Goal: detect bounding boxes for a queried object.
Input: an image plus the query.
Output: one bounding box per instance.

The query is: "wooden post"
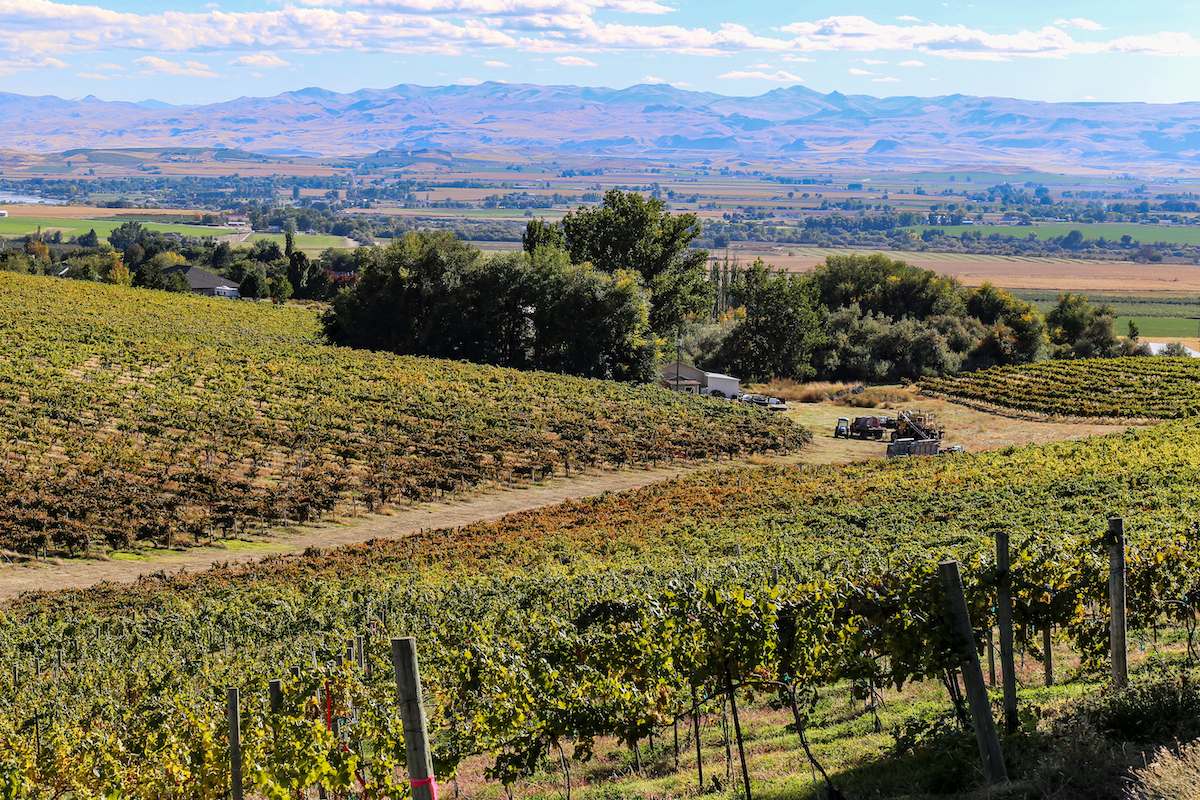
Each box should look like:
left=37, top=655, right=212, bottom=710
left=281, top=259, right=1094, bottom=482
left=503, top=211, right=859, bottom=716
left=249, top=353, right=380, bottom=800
left=1042, top=626, right=1054, bottom=687
left=939, top=560, right=1008, bottom=785
left=269, top=679, right=283, bottom=714
left=355, top=634, right=365, bottom=671
left=987, top=627, right=996, bottom=688
left=1108, top=517, right=1128, bottom=686
left=391, top=637, right=436, bottom=800
left=996, top=532, right=1018, bottom=735
left=692, top=685, right=704, bottom=794
left=725, top=664, right=752, bottom=800
left=227, top=687, right=243, bottom=800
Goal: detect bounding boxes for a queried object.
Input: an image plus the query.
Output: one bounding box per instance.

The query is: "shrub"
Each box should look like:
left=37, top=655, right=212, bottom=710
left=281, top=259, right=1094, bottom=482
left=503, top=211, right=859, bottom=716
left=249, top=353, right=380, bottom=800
left=1129, top=739, right=1200, bottom=800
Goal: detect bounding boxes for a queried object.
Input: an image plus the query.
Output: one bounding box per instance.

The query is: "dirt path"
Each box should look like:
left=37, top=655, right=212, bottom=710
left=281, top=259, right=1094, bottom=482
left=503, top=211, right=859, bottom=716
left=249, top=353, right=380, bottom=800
left=0, top=462, right=726, bottom=601
left=0, top=392, right=1147, bottom=602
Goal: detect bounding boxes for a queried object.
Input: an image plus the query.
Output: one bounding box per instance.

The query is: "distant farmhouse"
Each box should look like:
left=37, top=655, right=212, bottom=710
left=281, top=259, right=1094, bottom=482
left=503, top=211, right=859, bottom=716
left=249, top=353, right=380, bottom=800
left=162, top=265, right=240, bottom=299
left=659, top=360, right=740, bottom=398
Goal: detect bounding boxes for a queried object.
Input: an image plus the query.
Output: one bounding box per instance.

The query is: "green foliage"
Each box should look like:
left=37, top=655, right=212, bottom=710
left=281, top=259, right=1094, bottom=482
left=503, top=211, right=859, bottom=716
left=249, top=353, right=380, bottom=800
left=323, top=232, right=658, bottom=382
left=709, top=259, right=824, bottom=381
left=521, top=217, right=565, bottom=254
left=561, top=189, right=710, bottom=333
left=107, top=220, right=145, bottom=252
left=1073, top=672, right=1200, bottom=742
left=1047, top=292, right=1121, bottom=358
left=807, top=252, right=966, bottom=321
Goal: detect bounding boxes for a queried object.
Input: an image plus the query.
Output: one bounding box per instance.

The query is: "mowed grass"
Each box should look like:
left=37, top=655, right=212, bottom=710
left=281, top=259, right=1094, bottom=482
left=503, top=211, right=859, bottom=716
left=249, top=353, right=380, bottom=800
left=905, top=222, right=1200, bottom=245
left=247, top=232, right=353, bottom=249
left=1117, top=316, right=1200, bottom=339
left=0, top=216, right=225, bottom=240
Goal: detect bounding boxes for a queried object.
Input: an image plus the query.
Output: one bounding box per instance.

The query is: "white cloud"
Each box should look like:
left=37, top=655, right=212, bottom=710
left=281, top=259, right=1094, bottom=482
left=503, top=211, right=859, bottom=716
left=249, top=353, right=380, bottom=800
left=555, top=55, right=597, bottom=65
left=669, top=80, right=690, bottom=86
left=133, top=56, right=222, bottom=78
left=1085, top=94, right=1095, bottom=99
left=781, top=53, right=814, bottom=62
left=1055, top=18, right=1104, bottom=31
left=717, top=69, right=802, bottom=82
left=749, top=61, right=772, bottom=68
left=778, top=15, right=1200, bottom=60
left=899, top=59, right=924, bottom=66
left=456, top=76, right=482, bottom=83
left=75, top=71, right=112, bottom=79
left=0, top=55, right=67, bottom=75
left=848, top=67, right=873, bottom=75
left=0, top=4, right=1190, bottom=67
left=642, top=74, right=664, bottom=83
left=96, top=62, right=125, bottom=70
left=228, top=53, right=290, bottom=68
left=872, top=76, right=899, bottom=82
left=483, top=59, right=511, bottom=66
left=860, top=58, right=886, bottom=64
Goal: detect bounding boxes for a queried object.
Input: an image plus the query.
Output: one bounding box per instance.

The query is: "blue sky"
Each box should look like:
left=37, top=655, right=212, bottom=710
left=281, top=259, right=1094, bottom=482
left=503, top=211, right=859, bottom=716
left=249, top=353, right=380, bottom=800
left=1, top=0, right=1195, bottom=105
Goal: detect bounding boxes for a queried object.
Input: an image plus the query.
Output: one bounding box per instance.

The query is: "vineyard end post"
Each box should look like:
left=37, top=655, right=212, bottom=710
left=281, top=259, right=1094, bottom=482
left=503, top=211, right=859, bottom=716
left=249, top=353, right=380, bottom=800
left=939, top=560, right=1008, bottom=786
left=996, top=532, right=1018, bottom=735
left=391, top=637, right=436, bottom=800
left=1108, top=517, right=1128, bottom=686
left=227, top=687, right=244, bottom=800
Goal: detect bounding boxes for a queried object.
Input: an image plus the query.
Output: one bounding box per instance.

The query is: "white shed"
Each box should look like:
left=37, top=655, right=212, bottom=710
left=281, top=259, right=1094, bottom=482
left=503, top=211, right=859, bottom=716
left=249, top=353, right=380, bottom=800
left=660, top=360, right=741, bottom=398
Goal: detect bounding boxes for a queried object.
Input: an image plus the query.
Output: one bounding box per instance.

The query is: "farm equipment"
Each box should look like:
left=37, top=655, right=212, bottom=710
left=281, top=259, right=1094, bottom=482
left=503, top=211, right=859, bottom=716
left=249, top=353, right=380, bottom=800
left=892, top=410, right=944, bottom=442
left=887, top=438, right=940, bottom=458
left=834, top=417, right=850, bottom=438
left=849, top=415, right=888, bottom=440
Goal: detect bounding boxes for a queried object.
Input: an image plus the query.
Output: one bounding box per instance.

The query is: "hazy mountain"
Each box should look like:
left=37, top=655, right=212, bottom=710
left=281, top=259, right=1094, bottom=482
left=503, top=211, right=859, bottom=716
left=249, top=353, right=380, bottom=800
left=2, top=83, right=1199, bottom=171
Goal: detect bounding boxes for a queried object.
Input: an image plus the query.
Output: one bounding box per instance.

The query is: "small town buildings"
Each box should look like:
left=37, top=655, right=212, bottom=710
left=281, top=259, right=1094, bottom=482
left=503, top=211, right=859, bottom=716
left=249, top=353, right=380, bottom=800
left=660, top=360, right=740, bottom=397
left=161, top=265, right=241, bottom=298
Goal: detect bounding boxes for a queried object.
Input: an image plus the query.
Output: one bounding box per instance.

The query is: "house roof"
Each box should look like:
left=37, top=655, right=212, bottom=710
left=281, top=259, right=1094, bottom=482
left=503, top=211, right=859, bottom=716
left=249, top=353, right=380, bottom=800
left=162, top=265, right=240, bottom=290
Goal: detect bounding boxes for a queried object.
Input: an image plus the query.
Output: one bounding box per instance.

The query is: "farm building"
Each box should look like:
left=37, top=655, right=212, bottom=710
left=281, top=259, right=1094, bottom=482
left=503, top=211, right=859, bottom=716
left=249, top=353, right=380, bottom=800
left=660, top=360, right=740, bottom=397
left=0, top=210, right=7, bottom=217
left=161, top=265, right=240, bottom=299
left=1146, top=342, right=1200, bottom=357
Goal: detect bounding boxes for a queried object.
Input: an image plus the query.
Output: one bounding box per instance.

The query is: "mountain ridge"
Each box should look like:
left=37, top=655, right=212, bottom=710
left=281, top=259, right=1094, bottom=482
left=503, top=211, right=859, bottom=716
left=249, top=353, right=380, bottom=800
left=3, top=82, right=1199, bottom=172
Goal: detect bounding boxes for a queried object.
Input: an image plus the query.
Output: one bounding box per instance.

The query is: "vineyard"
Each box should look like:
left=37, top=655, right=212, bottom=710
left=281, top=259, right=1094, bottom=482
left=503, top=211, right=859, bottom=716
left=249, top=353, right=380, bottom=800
left=0, top=272, right=805, bottom=555
left=922, top=356, right=1200, bottom=419
left=5, top=420, right=1200, bottom=796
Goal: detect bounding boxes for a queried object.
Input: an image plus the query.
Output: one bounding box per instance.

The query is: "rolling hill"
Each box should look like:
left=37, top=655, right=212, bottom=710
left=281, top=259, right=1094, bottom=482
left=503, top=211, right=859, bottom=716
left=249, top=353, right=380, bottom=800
left=3, top=82, right=1200, bottom=171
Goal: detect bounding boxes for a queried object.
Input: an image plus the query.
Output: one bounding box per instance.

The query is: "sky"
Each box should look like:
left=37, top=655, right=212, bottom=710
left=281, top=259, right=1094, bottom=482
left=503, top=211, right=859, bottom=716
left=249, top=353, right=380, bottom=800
left=0, top=0, right=1196, bottom=106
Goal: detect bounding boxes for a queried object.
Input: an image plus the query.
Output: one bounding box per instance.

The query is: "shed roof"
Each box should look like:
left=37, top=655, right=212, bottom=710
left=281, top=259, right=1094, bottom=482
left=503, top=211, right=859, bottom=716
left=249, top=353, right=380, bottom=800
left=162, top=265, right=240, bottom=291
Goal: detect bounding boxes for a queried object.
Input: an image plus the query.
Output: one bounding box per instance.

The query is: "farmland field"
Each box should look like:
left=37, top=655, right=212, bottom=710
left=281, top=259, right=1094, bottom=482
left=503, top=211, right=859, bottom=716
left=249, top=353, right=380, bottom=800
left=4, top=417, right=1200, bottom=796
left=922, top=357, right=1200, bottom=419
left=0, top=214, right=226, bottom=240
left=247, top=232, right=354, bottom=250
left=905, top=222, right=1200, bottom=245
left=0, top=272, right=803, bottom=556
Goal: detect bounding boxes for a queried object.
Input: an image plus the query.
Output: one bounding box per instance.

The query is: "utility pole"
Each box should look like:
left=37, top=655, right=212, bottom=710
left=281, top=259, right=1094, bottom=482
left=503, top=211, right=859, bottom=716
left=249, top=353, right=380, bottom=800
left=675, top=328, right=682, bottom=393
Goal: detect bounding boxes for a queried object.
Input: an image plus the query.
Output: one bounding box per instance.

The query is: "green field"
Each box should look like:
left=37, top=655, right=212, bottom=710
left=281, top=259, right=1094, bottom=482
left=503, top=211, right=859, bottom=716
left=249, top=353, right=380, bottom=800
left=1011, top=290, right=1200, bottom=319
left=0, top=215, right=225, bottom=240
left=247, top=232, right=352, bottom=250
left=1117, top=316, right=1200, bottom=339
left=907, top=222, right=1200, bottom=246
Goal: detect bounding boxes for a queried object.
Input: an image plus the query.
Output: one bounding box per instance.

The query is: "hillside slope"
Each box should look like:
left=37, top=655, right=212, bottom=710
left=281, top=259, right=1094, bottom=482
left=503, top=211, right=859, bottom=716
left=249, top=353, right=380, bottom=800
left=0, top=273, right=805, bottom=555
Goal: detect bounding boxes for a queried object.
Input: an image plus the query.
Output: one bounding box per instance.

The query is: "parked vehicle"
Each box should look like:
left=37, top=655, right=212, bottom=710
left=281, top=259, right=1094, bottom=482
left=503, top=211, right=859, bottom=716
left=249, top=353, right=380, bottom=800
left=767, top=397, right=788, bottom=412
left=850, top=415, right=887, bottom=440
left=834, top=417, right=851, bottom=438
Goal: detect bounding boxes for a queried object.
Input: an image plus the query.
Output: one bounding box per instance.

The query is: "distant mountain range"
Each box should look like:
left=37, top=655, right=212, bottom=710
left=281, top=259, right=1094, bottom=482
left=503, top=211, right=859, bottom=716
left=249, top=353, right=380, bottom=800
left=2, top=83, right=1199, bottom=172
